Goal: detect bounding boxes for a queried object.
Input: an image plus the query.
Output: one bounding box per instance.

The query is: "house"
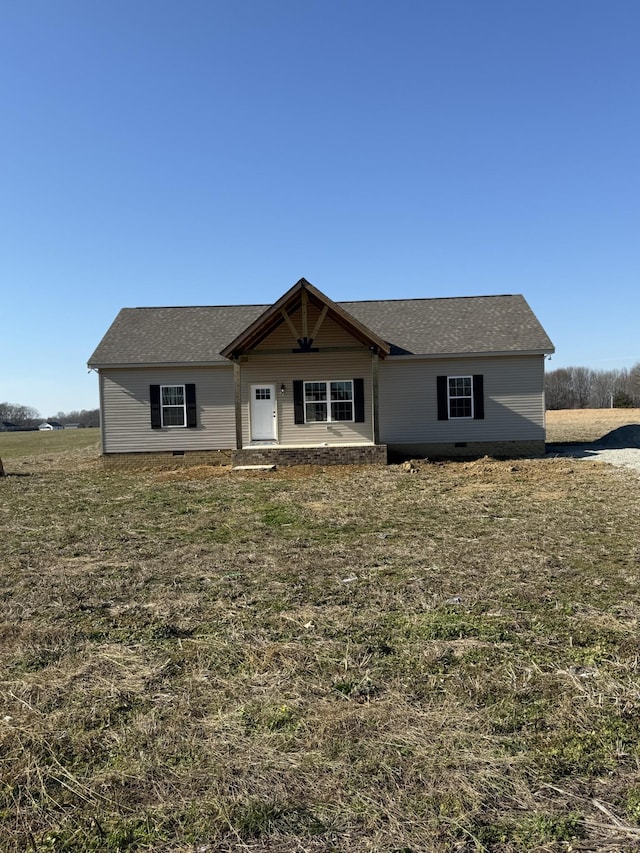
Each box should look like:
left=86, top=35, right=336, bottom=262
left=0, top=421, right=17, bottom=432
left=38, top=421, right=64, bottom=431
left=88, top=278, right=554, bottom=466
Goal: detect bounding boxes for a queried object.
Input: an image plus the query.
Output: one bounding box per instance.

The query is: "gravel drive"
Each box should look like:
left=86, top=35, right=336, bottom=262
left=547, top=446, right=640, bottom=474
left=546, top=424, right=640, bottom=474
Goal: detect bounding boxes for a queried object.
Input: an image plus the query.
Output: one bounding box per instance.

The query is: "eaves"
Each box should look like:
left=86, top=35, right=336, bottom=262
left=386, top=348, right=554, bottom=361
left=88, top=360, right=231, bottom=370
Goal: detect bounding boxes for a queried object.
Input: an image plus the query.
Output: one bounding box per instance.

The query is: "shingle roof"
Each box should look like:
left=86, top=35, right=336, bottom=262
left=345, top=295, right=554, bottom=356
left=88, top=293, right=554, bottom=367
left=89, top=305, right=266, bottom=367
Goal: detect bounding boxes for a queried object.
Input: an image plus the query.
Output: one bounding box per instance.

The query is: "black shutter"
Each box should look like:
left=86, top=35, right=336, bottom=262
left=293, top=380, right=304, bottom=424
left=473, top=375, right=484, bottom=419
left=437, top=376, right=448, bottom=420
left=185, top=383, right=197, bottom=428
left=150, top=385, right=161, bottom=428
left=353, top=378, right=365, bottom=422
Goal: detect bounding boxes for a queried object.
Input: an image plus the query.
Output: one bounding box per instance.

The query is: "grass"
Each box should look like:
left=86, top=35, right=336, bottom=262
left=0, top=427, right=100, bottom=459
left=1, top=413, right=640, bottom=851
left=545, top=407, right=640, bottom=444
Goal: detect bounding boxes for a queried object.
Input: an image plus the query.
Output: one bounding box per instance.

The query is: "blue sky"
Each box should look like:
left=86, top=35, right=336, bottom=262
left=1, top=0, right=638, bottom=417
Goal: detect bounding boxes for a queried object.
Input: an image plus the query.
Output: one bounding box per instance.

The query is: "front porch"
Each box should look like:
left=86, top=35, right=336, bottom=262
left=232, top=443, right=387, bottom=467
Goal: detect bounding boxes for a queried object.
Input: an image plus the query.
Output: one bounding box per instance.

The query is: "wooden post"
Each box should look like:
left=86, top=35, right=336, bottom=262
left=371, top=349, right=380, bottom=445
left=233, top=360, right=243, bottom=450
left=301, top=288, right=308, bottom=339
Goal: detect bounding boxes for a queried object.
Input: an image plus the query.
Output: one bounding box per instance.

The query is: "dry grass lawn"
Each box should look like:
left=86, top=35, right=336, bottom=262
left=1, top=413, right=640, bottom=852
left=546, top=408, right=640, bottom=444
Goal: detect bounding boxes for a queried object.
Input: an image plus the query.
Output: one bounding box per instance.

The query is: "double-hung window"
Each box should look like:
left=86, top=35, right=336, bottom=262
left=304, top=380, right=354, bottom=422
left=437, top=375, right=484, bottom=421
left=447, top=376, right=473, bottom=418
left=161, top=385, right=187, bottom=426
left=150, top=383, right=198, bottom=429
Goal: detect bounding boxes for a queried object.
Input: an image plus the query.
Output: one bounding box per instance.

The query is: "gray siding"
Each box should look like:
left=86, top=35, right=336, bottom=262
left=240, top=351, right=374, bottom=446
left=101, top=367, right=235, bottom=453
left=99, top=349, right=546, bottom=455
left=378, top=355, right=546, bottom=445
left=240, top=307, right=376, bottom=446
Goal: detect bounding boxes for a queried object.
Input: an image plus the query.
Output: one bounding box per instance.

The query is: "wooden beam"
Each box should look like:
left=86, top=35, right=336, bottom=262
left=233, top=360, right=243, bottom=450
left=301, top=288, right=308, bottom=339
left=310, top=304, right=329, bottom=341
left=280, top=308, right=300, bottom=342
left=371, top=350, right=380, bottom=445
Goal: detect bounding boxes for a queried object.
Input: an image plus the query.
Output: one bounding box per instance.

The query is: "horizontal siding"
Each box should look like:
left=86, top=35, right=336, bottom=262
left=378, top=355, right=546, bottom=444
left=100, top=353, right=545, bottom=454
left=240, top=351, right=374, bottom=445
left=101, top=367, right=235, bottom=453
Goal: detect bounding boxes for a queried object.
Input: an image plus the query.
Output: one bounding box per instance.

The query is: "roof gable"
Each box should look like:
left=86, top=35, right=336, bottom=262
left=220, top=278, right=390, bottom=359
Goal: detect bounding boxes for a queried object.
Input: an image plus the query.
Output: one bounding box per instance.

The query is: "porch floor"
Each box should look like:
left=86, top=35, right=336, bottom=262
left=243, top=441, right=376, bottom=449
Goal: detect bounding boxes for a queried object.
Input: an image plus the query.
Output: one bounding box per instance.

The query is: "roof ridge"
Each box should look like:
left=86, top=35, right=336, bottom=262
left=340, top=294, right=517, bottom=304
left=126, top=303, right=271, bottom=310
left=126, top=294, right=518, bottom=310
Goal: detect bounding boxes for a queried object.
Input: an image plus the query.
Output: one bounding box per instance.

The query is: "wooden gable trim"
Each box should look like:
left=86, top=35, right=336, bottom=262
left=220, top=278, right=390, bottom=360
left=280, top=308, right=300, bottom=341
left=311, top=304, right=329, bottom=340
left=301, top=288, right=309, bottom=339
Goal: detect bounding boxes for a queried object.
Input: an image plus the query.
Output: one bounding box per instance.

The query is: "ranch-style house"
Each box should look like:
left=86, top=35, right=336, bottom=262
left=88, top=278, right=555, bottom=466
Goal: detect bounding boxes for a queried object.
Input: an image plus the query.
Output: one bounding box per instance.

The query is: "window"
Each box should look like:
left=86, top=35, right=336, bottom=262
left=304, top=380, right=353, bottom=422
left=161, top=385, right=186, bottom=426
left=437, top=375, right=484, bottom=421
left=293, top=379, right=365, bottom=424
left=448, top=376, right=473, bottom=418
left=150, top=384, right=197, bottom=429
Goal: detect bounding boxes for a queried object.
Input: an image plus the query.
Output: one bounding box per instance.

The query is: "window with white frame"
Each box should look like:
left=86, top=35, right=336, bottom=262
left=161, top=385, right=186, bottom=427
left=304, top=380, right=354, bottom=422
left=448, top=376, right=473, bottom=418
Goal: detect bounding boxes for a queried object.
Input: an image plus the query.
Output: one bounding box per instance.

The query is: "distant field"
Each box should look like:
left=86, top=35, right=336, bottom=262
left=1, top=414, right=640, bottom=851
left=0, top=427, right=100, bottom=460
left=546, top=408, right=640, bottom=444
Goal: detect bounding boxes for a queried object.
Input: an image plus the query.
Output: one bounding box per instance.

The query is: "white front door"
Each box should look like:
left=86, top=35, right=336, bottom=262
left=250, top=385, right=277, bottom=440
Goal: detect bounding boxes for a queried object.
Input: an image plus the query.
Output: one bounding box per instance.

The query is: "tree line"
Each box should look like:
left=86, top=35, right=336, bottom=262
left=545, top=363, right=640, bottom=410
left=0, top=402, right=100, bottom=428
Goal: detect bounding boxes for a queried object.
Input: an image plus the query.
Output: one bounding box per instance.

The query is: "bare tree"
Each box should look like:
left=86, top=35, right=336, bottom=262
left=0, top=402, right=40, bottom=426
left=546, top=364, right=640, bottom=409
left=589, top=369, right=625, bottom=408
left=629, top=363, right=640, bottom=406
left=545, top=368, right=573, bottom=409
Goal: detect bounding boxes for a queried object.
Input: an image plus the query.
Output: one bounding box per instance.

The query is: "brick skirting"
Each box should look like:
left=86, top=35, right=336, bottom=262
left=100, top=445, right=387, bottom=469
left=387, top=439, right=545, bottom=461
left=100, top=439, right=542, bottom=470
left=232, top=445, right=388, bottom=467
left=100, top=449, right=234, bottom=470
